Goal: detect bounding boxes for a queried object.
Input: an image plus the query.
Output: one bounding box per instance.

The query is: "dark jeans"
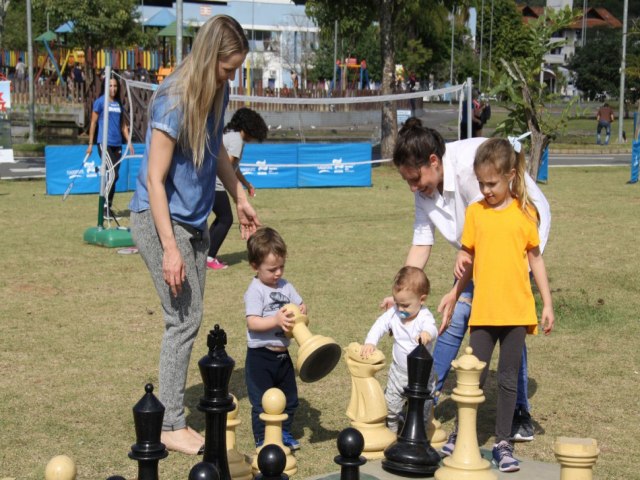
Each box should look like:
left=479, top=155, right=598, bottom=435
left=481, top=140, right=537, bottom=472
left=245, top=347, right=299, bottom=444
left=470, top=325, right=527, bottom=443
left=97, top=144, right=122, bottom=208
left=207, top=190, right=233, bottom=258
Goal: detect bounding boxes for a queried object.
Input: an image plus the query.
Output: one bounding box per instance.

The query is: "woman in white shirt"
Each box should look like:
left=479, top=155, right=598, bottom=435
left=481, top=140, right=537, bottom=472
left=385, top=118, right=550, bottom=447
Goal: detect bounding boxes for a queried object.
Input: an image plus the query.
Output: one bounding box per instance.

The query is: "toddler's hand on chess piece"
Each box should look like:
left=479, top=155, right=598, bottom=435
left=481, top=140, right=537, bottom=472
left=298, top=303, right=307, bottom=315
left=360, top=343, right=376, bottom=359
left=276, top=307, right=295, bottom=332
left=417, top=331, right=432, bottom=345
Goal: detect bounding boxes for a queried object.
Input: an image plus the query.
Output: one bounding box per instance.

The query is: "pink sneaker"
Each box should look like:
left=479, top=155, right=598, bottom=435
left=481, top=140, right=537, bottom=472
left=206, top=257, right=228, bottom=270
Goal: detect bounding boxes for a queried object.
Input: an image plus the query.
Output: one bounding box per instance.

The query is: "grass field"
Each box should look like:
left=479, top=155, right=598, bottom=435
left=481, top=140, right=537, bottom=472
left=1, top=165, right=639, bottom=479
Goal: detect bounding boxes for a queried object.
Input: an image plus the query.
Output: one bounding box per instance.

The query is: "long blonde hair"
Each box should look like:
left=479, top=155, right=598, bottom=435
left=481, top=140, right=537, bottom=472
left=474, top=138, right=539, bottom=223
left=156, top=15, right=248, bottom=168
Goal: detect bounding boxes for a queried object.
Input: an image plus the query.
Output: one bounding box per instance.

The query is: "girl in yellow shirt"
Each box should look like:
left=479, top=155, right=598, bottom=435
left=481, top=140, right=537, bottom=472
left=451, top=137, right=554, bottom=472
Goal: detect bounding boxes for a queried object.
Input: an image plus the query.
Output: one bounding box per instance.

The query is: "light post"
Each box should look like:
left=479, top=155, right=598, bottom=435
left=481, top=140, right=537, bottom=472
left=176, top=0, right=183, bottom=64
left=618, top=0, right=628, bottom=143
left=26, top=0, right=35, bottom=144
left=487, top=0, right=494, bottom=90
left=478, top=0, right=485, bottom=91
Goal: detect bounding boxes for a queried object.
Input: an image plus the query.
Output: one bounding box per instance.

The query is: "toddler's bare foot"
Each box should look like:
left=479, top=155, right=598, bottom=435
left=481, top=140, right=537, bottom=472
left=161, top=428, right=204, bottom=455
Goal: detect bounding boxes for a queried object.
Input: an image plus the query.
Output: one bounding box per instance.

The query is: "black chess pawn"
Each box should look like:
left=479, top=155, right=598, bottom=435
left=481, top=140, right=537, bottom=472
left=382, top=344, right=441, bottom=476
left=127, top=384, right=168, bottom=480
left=255, top=444, right=288, bottom=480
left=334, top=428, right=366, bottom=480
left=189, top=462, right=220, bottom=480
left=198, top=325, right=236, bottom=480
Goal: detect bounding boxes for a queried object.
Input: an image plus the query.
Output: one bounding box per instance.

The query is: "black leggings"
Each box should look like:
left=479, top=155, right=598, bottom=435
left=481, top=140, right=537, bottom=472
left=207, top=190, right=233, bottom=258
left=98, top=144, right=122, bottom=208
left=470, top=325, right=527, bottom=443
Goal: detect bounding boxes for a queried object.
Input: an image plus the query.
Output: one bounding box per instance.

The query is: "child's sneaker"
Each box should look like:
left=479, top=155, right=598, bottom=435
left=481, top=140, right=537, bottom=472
left=492, top=440, right=520, bottom=472
left=206, top=257, right=228, bottom=270
left=440, top=427, right=457, bottom=457
left=282, top=431, right=300, bottom=451
left=510, top=407, right=534, bottom=442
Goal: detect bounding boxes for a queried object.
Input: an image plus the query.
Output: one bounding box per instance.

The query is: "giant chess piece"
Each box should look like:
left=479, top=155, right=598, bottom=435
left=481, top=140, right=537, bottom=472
left=554, top=437, right=600, bottom=480
left=227, top=394, right=252, bottom=480
left=334, top=427, right=367, bottom=480
left=128, top=383, right=169, bottom=480
left=434, top=347, right=496, bottom=480
left=283, top=303, right=341, bottom=382
left=344, top=342, right=396, bottom=459
left=189, top=462, right=220, bottom=480
left=382, top=343, right=440, bottom=477
left=426, top=403, right=447, bottom=451
left=255, top=444, right=289, bottom=480
left=198, top=324, right=236, bottom=480
left=251, top=388, right=297, bottom=477
left=45, top=455, right=77, bottom=480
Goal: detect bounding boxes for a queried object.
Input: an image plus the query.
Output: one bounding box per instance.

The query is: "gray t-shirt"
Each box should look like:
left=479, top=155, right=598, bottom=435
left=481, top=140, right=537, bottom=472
left=244, top=277, right=303, bottom=348
left=215, top=131, right=244, bottom=191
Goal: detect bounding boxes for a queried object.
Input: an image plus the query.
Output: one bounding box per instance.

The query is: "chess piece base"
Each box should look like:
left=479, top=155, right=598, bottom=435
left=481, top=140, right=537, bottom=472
left=382, top=441, right=441, bottom=477
left=298, top=339, right=341, bottom=383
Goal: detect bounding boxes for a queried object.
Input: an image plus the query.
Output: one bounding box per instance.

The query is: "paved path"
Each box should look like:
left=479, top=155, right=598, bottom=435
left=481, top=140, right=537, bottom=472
left=308, top=452, right=560, bottom=480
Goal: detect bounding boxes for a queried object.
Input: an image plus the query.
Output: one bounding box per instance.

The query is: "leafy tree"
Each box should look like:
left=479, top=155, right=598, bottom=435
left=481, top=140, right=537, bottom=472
left=492, top=8, right=576, bottom=179
left=477, top=0, right=528, bottom=87
left=306, top=0, right=461, bottom=158
left=569, top=27, right=623, bottom=100
left=43, top=0, right=141, bottom=52
left=2, top=0, right=48, bottom=50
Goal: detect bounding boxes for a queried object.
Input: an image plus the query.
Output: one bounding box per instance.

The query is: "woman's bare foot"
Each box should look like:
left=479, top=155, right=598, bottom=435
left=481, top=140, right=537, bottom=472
left=161, top=428, right=204, bottom=455
left=187, top=426, right=205, bottom=443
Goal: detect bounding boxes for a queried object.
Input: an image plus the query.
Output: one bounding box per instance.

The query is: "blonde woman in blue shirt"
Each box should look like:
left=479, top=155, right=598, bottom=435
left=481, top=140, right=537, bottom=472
left=129, top=15, right=260, bottom=455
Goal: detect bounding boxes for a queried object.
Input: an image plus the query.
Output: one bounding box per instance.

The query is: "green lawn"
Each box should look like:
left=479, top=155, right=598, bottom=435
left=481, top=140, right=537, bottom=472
left=1, top=166, right=638, bottom=479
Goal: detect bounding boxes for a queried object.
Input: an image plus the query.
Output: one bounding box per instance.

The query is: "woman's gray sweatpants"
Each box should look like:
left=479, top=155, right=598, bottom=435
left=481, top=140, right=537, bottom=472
left=131, top=210, right=209, bottom=431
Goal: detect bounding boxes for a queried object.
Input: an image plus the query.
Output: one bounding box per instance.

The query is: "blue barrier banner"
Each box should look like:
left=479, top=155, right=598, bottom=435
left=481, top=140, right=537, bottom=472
left=297, top=143, right=371, bottom=188
left=45, top=144, right=145, bottom=195
left=630, top=141, right=640, bottom=184
left=240, top=143, right=298, bottom=189
left=536, top=147, right=549, bottom=183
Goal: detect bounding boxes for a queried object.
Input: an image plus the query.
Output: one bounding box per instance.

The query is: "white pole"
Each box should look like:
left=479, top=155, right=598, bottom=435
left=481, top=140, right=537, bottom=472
left=467, top=77, right=473, bottom=139
left=488, top=0, right=494, bottom=89
left=176, top=0, right=183, bottom=65
left=332, top=20, right=338, bottom=90
left=449, top=7, right=455, bottom=88
left=99, top=65, right=111, bottom=199
left=26, top=0, right=35, bottom=144
left=478, top=0, right=485, bottom=91
left=618, top=0, right=628, bottom=143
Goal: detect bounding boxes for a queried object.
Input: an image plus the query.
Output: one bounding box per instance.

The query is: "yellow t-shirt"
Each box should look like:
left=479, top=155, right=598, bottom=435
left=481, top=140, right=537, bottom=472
left=461, top=199, right=539, bottom=333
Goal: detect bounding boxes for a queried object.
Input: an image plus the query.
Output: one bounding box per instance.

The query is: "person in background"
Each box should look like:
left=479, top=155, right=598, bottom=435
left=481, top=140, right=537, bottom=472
left=596, top=102, right=614, bottom=146
left=207, top=107, right=267, bottom=270
left=86, top=77, right=134, bottom=219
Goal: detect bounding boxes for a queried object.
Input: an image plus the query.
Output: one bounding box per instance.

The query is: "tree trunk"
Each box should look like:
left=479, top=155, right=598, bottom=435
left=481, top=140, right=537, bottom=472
left=380, top=0, right=397, bottom=160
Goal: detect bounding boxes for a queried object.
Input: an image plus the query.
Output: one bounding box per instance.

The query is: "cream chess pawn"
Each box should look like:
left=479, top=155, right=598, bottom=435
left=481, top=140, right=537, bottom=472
left=252, top=388, right=298, bottom=477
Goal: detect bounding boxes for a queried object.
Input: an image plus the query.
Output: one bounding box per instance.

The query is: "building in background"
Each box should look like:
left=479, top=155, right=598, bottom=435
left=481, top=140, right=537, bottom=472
left=138, top=0, right=319, bottom=89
